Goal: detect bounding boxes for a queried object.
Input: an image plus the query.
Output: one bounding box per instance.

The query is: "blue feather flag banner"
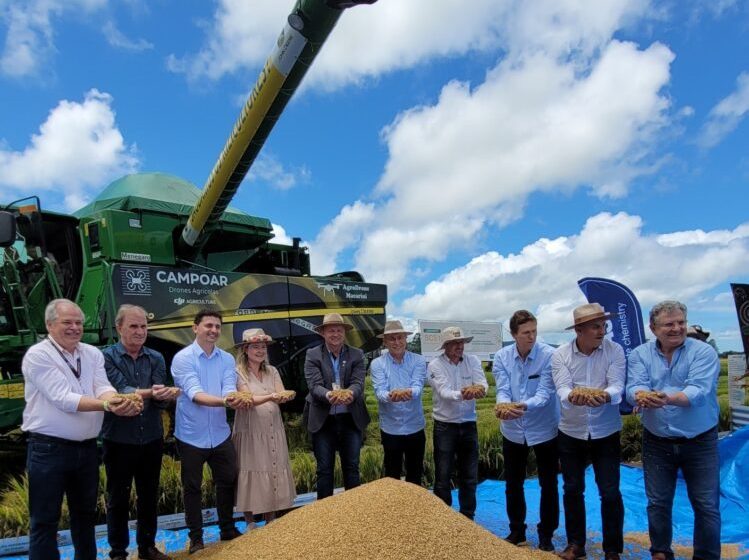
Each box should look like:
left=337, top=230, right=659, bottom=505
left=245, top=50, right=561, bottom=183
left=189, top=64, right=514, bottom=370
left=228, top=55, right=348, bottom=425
left=577, top=277, right=647, bottom=414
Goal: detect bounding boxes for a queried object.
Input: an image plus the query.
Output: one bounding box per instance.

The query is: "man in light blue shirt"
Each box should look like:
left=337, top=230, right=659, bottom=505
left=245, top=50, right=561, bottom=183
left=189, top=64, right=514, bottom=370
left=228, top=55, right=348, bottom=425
left=492, top=310, right=558, bottom=552
left=626, top=300, right=720, bottom=560
left=172, top=309, right=247, bottom=554
left=370, top=320, right=427, bottom=485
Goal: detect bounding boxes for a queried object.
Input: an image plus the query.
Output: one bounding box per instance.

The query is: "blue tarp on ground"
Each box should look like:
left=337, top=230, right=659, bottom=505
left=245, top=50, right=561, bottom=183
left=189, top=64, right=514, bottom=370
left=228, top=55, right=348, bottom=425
left=5, top=426, right=749, bottom=559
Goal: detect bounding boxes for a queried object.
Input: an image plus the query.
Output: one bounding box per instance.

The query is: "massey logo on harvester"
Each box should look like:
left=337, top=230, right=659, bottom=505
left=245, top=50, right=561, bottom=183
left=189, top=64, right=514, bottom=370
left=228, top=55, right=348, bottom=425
left=155, top=270, right=229, bottom=287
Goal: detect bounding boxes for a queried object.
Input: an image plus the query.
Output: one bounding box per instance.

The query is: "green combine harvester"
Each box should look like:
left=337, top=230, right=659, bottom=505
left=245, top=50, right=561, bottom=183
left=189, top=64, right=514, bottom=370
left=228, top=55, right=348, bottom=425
left=0, top=0, right=383, bottom=433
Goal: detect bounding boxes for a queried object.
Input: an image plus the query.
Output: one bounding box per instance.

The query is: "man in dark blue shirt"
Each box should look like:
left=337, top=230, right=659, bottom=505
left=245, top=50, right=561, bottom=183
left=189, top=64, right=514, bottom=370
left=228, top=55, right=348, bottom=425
left=101, top=304, right=178, bottom=560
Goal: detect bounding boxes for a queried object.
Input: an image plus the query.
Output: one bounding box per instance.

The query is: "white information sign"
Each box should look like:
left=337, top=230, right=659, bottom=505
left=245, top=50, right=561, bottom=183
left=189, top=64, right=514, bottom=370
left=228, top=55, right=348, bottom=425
left=418, top=320, right=502, bottom=361
left=728, top=353, right=749, bottom=429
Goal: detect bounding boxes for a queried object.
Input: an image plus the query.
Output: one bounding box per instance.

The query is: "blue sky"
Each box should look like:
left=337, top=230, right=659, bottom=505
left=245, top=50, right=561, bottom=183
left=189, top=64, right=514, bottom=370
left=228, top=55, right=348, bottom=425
left=1, top=0, right=748, bottom=351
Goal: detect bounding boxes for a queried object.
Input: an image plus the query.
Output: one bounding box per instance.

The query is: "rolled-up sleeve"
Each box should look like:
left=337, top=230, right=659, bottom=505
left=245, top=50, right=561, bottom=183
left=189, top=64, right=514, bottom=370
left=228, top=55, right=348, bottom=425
left=492, top=354, right=512, bottom=404
left=22, top=350, right=82, bottom=412
left=410, top=356, right=427, bottom=399
left=172, top=350, right=203, bottom=402
left=220, top=355, right=237, bottom=397
left=428, top=360, right=462, bottom=401
left=551, top=350, right=573, bottom=408
left=526, top=356, right=554, bottom=411
left=682, top=345, right=719, bottom=408
left=370, top=358, right=391, bottom=403
left=604, top=342, right=625, bottom=406
left=626, top=346, right=651, bottom=406
left=91, top=350, right=115, bottom=398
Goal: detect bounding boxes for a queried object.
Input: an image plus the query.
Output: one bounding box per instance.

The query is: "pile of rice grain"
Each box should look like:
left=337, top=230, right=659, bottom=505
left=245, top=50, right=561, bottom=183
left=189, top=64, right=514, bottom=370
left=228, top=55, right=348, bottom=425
left=180, top=478, right=554, bottom=559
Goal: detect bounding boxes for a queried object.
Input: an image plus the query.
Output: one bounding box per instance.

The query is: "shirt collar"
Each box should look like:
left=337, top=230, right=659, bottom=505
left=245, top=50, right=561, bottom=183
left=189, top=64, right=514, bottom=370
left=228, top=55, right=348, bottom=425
left=654, top=338, right=686, bottom=356
left=572, top=339, right=602, bottom=356
left=192, top=340, right=219, bottom=359
left=115, top=341, right=147, bottom=358
left=47, top=335, right=79, bottom=357
left=513, top=343, right=537, bottom=362
left=386, top=351, right=408, bottom=365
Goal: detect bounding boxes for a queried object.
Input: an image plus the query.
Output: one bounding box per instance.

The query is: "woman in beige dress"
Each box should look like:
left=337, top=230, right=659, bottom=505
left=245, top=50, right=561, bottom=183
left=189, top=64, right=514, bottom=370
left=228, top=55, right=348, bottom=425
left=232, top=328, right=296, bottom=526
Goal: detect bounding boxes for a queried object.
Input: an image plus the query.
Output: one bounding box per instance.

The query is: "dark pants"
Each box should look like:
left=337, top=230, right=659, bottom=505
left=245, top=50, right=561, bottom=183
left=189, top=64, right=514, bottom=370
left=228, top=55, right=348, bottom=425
left=177, top=437, right=237, bottom=541
left=643, top=427, right=720, bottom=560
left=26, top=433, right=99, bottom=560
left=557, top=430, right=624, bottom=553
left=381, top=429, right=426, bottom=486
left=433, top=420, right=479, bottom=519
left=103, top=438, right=163, bottom=557
left=312, top=413, right=363, bottom=499
left=503, top=436, right=559, bottom=538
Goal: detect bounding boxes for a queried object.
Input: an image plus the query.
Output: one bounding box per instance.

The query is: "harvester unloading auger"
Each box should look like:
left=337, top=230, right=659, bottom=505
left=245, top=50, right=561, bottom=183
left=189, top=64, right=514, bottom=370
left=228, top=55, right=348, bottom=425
left=0, top=0, right=384, bottom=431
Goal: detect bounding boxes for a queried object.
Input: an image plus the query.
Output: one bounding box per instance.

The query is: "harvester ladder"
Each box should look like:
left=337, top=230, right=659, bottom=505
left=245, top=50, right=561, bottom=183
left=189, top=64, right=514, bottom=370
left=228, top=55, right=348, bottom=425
left=1, top=252, right=36, bottom=341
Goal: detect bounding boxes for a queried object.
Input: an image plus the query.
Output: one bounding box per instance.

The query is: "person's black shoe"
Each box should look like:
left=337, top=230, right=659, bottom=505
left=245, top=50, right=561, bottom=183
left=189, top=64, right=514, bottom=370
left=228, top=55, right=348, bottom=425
left=219, top=527, right=243, bottom=541
left=188, top=538, right=204, bottom=554
left=539, top=536, right=555, bottom=552
left=139, top=546, right=172, bottom=560
left=558, top=543, right=586, bottom=560
left=504, top=530, right=527, bottom=546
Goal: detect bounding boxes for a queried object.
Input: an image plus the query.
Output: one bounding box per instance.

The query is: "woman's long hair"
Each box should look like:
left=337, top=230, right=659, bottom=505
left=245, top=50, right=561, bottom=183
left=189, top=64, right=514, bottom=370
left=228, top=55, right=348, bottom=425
left=235, top=344, right=269, bottom=384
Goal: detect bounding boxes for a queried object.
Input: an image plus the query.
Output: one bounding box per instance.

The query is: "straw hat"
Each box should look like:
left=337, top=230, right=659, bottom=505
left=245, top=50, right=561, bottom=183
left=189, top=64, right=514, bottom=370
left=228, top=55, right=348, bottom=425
left=314, top=313, right=354, bottom=334
left=565, top=303, right=614, bottom=330
left=234, top=328, right=274, bottom=347
left=377, top=320, right=413, bottom=338
left=439, top=326, right=474, bottom=350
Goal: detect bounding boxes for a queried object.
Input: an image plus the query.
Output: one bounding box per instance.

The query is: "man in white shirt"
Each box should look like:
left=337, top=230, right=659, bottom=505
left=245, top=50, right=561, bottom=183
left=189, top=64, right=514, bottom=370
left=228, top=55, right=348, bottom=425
left=22, top=299, right=138, bottom=560
left=428, top=326, right=488, bottom=520
left=551, top=303, right=626, bottom=560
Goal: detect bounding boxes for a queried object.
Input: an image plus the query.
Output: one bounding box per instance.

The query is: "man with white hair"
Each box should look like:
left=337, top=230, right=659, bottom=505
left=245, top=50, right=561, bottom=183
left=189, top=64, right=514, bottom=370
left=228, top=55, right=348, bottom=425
left=552, top=303, right=626, bottom=560
left=102, top=304, right=178, bottom=560
left=22, top=298, right=139, bottom=560
left=370, top=320, right=427, bottom=485
left=627, top=300, right=721, bottom=560
left=428, top=326, right=488, bottom=520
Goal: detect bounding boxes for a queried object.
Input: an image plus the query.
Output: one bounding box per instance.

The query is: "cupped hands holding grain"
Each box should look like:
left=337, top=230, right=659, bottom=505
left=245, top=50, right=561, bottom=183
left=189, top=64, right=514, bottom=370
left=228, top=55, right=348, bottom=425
left=388, top=388, right=413, bottom=402
left=328, top=388, right=354, bottom=405
left=494, top=402, right=525, bottom=420
left=461, top=384, right=486, bottom=400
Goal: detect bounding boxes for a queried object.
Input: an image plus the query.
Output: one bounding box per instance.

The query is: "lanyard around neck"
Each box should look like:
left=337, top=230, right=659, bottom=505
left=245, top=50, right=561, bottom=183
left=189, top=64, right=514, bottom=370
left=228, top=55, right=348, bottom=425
left=47, top=338, right=81, bottom=379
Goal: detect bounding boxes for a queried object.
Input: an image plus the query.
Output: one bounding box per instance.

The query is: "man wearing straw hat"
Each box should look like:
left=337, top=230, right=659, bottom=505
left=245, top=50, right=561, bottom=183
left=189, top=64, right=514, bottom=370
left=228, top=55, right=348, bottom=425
left=304, top=312, right=370, bottom=499
left=551, top=303, right=626, bottom=560
left=428, top=326, right=489, bottom=520
left=370, top=320, right=427, bottom=485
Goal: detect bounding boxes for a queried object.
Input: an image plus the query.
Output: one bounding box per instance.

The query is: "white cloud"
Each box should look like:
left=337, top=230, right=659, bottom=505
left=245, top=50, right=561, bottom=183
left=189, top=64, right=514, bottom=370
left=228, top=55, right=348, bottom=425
left=247, top=153, right=310, bottom=191
left=698, top=72, right=749, bottom=148
left=102, top=21, right=152, bottom=52
left=0, top=0, right=106, bottom=77
left=657, top=224, right=749, bottom=247
left=271, top=223, right=293, bottom=246
left=400, top=212, right=749, bottom=333
left=315, top=35, right=673, bottom=290
left=307, top=201, right=376, bottom=276
left=0, top=89, right=139, bottom=210
left=168, top=0, right=653, bottom=90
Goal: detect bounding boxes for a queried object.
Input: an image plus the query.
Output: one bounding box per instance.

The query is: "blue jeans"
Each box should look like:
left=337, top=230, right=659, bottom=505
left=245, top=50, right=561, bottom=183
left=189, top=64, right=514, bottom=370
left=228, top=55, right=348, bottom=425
left=312, top=413, right=363, bottom=499
left=433, top=420, right=479, bottom=519
left=643, top=426, right=721, bottom=560
left=557, top=430, right=624, bottom=553
left=27, top=434, right=99, bottom=560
